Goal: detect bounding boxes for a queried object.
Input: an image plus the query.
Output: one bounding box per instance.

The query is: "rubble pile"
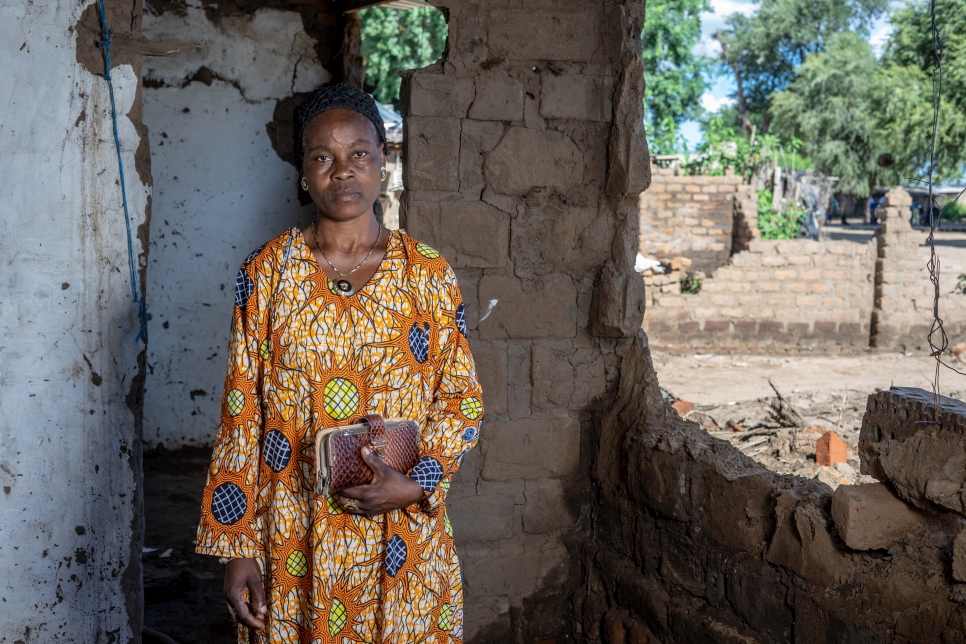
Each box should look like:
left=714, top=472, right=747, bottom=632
left=669, top=385, right=966, bottom=490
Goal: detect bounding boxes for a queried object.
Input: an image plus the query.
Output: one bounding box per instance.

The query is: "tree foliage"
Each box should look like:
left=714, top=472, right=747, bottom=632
left=769, top=1, right=966, bottom=191
left=642, top=0, right=712, bottom=153
left=714, top=0, right=887, bottom=134
left=879, top=0, right=966, bottom=184
left=359, top=6, right=447, bottom=108
left=770, top=34, right=882, bottom=196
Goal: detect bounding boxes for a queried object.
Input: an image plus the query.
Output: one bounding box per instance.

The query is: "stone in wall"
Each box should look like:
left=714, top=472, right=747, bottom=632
left=582, top=342, right=966, bottom=643
left=860, top=386, right=966, bottom=515
left=399, top=2, right=649, bottom=641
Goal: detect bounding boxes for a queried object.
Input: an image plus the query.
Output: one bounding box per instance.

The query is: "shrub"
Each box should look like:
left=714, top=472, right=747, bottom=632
left=757, top=189, right=806, bottom=239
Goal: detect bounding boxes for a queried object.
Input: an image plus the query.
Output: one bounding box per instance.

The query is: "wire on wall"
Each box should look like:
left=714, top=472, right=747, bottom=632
left=96, top=0, right=149, bottom=344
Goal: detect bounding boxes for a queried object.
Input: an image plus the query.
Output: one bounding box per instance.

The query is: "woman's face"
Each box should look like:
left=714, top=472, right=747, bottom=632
left=301, top=108, right=384, bottom=222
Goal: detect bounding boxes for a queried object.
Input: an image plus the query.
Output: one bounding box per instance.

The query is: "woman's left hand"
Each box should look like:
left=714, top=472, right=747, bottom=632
left=339, top=447, right=427, bottom=516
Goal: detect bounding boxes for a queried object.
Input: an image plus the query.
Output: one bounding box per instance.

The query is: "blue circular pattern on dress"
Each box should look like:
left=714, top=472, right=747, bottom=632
left=455, top=303, right=467, bottom=338
left=385, top=535, right=407, bottom=577
left=462, top=424, right=477, bottom=442
left=243, top=244, right=265, bottom=266
left=263, top=429, right=292, bottom=472
left=211, top=482, right=247, bottom=525
left=409, top=456, right=444, bottom=493
left=234, top=267, right=255, bottom=310
left=408, top=322, right=430, bottom=364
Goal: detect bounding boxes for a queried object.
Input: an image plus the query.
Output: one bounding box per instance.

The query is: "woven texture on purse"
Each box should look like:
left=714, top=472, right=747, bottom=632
left=318, top=414, right=421, bottom=493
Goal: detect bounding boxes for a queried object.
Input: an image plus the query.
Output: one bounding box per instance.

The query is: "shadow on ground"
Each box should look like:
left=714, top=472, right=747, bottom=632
left=143, top=446, right=234, bottom=644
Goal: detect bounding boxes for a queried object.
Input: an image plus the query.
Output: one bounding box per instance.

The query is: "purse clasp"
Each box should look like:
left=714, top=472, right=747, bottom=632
left=371, top=437, right=387, bottom=458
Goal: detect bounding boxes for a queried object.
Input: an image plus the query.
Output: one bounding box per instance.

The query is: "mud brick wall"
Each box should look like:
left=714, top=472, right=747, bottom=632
left=871, top=188, right=966, bottom=351
left=639, top=168, right=756, bottom=275
left=644, top=238, right=876, bottom=352
left=399, top=1, right=649, bottom=641
left=579, top=345, right=966, bottom=644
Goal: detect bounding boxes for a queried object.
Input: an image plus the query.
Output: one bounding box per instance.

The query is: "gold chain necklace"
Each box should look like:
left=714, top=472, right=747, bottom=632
left=311, top=219, right=383, bottom=296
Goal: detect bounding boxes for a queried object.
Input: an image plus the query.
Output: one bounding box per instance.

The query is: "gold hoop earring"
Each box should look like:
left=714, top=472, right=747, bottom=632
left=380, top=167, right=387, bottom=181
left=301, top=177, right=308, bottom=191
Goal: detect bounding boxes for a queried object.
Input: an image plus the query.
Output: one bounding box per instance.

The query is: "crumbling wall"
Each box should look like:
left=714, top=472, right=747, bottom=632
left=639, top=167, right=756, bottom=275
left=0, top=0, right=151, bottom=640
left=580, top=342, right=966, bottom=642
left=644, top=238, right=876, bottom=352
left=398, top=0, right=649, bottom=640
left=871, top=187, right=966, bottom=351
left=142, top=2, right=336, bottom=448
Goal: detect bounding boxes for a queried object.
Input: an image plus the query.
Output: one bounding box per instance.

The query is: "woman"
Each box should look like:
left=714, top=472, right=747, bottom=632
left=196, top=83, right=483, bottom=644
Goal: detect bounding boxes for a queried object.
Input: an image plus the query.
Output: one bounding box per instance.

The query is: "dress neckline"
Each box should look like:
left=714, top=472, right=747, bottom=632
left=294, top=227, right=398, bottom=298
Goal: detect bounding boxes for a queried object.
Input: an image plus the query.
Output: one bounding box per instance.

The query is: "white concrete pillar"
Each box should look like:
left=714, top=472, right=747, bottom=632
left=0, top=1, right=150, bottom=640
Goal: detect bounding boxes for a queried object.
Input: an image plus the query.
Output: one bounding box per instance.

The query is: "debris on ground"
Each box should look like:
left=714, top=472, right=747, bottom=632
left=674, top=388, right=893, bottom=489
left=671, top=400, right=693, bottom=417
left=816, top=430, right=847, bottom=466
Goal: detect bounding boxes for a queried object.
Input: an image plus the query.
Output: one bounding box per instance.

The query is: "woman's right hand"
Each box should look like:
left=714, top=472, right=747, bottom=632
left=224, top=557, right=267, bottom=630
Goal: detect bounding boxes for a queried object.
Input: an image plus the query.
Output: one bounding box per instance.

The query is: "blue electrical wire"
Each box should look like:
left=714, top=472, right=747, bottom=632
left=96, top=0, right=149, bottom=343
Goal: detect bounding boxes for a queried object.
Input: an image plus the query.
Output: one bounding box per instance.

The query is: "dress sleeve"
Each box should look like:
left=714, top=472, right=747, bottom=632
left=408, top=264, right=483, bottom=512
left=195, top=247, right=273, bottom=559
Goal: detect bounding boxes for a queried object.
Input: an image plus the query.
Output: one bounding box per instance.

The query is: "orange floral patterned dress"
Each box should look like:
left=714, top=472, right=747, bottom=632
left=196, top=228, right=483, bottom=644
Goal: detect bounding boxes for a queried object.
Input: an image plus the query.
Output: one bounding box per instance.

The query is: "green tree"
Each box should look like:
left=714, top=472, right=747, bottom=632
left=878, top=0, right=966, bottom=183
left=642, top=0, right=712, bottom=153
left=714, top=0, right=887, bottom=134
left=359, top=6, right=448, bottom=108
left=769, top=34, right=882, bottom=196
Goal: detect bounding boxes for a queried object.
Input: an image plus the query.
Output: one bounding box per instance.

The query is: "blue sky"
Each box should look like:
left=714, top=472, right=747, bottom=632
left=677, top=0, right=897, bottom=150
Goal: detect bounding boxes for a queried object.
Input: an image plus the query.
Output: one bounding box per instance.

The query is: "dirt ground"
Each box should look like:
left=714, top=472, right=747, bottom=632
left=653, top=350, right=966, bottom=487
left=143, top=447, right=235, bottom=644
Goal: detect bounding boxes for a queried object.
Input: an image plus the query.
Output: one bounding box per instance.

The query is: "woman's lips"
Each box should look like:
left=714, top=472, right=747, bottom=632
left=330, top=191, right=361, bottom=202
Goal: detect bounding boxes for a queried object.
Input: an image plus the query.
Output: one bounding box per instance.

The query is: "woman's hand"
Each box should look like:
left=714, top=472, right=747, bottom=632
left=339, top=447, right=426, bottom=516
left=224, top=558, right=267, bottom=630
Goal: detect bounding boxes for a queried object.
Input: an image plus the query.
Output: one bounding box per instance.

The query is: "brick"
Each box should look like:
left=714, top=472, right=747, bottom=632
left=481, top=417, right=580, bottom=481
left=404, top=198, right=510, bottom=269
left=540, top=73, right=613, bottom=121
left=816, top=431, right=847, bottom=466
left=523, top=478, right=575, bottom=533
left=474, top=347, right=508, bottom=416
left=404, top=116, right=461, bottom=191
left=859, top=387, right=966, bottom=515
left=484, top=127, right=582, bottom=196
left=478, top=273, right=577, bottom=339
left=955, top=531, right=966, bottom=582
left=469, top=71, right=525, bottom=121
left=407, top=72, right=475, bottom=118
left=831, top=483, right=938, bottom=551
left=487, top=8, right=599, bottom=61
left=671, top=400, right=693, bottom=417
left=448, top=493, right=516, bottom=542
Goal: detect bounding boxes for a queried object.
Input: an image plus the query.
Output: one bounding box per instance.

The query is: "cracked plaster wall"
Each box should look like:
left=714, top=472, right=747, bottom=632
left=142, top=3, right=331, bottom=448
left=0, top=1, right=151, bottom=641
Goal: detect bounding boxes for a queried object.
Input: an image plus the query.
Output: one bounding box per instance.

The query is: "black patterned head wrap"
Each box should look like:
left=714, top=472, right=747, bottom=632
left=293, top=83, right=387, bottom=165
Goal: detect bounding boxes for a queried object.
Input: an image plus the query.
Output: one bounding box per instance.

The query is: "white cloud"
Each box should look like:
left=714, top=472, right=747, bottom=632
left=868, top=14, right=894, bottom=57
left=701, top=92, right=734, bottom=113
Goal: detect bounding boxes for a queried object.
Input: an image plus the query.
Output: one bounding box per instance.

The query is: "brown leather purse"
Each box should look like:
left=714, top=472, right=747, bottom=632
left=315, top=414, right=421, bottom=493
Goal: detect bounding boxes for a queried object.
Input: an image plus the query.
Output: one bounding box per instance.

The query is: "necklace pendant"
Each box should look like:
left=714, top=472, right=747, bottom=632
left=335, top=279, right=354, bottom=295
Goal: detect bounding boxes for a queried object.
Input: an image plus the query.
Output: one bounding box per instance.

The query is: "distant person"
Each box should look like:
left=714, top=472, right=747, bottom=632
left=196, top=83, right=483, bottom=643
left=869, top=196, right=881, bottom=224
